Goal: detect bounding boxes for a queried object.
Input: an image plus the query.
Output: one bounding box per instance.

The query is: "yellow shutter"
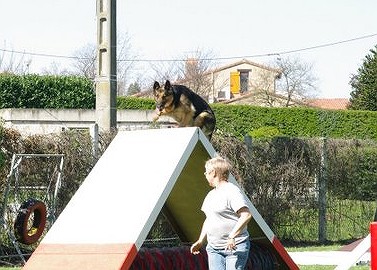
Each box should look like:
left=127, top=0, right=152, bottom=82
left=230, top=71, right=240, bottom=94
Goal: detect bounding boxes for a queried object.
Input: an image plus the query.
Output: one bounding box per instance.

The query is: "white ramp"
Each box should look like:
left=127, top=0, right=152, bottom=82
left=335, top=234, right=371, bottom=270
left=23, top=127, right=298, bottom=270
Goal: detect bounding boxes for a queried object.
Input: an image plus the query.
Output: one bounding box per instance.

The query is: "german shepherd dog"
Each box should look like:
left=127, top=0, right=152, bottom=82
left=153, top=80, right=216, bottom=140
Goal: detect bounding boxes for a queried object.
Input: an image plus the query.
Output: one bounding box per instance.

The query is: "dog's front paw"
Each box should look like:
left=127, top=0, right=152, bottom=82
left=153, top=115, right=160, bottom=122
left=153, top=109, right=161, bottom=122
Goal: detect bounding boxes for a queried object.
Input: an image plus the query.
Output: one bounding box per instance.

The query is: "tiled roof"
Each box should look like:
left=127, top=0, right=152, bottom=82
left=210, top=58, right=282, bottom=74
left=306, top=98, right=350, bottom=110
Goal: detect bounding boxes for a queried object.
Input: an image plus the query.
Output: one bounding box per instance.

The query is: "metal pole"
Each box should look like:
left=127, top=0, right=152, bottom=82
left=90, top=123, right=99, bottom=159
left=318, top=137, right=327, bottom=243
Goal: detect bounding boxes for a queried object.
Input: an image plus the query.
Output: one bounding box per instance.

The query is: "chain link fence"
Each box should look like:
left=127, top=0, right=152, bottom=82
left=1, top=126, right=376, bottom=264
left=213, top=134, right=377, bottom=244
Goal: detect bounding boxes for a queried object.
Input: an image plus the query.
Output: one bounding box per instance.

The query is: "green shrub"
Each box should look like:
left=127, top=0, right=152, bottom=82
left=0, top=74, right=95, bottom=109
left=212, top=104, right=377, bottom=140
left=117, top=96, right=155, bottom=110
left=327, top=140, right=377, bottom=201
left=248, top=126, right=281, bottom=138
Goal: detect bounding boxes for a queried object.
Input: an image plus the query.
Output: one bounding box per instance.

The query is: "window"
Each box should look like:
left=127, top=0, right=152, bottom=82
left=239, top=70, right=250, bottom=94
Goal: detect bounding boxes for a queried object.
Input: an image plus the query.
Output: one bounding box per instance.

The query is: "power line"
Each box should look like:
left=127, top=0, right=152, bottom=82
left=118, top=33, right=377, bottom=62
left=265, top=32, right=377, bottom=57
left=0, top=48, right=82, bottom=60
left=1, top=33, right=376, bottom=63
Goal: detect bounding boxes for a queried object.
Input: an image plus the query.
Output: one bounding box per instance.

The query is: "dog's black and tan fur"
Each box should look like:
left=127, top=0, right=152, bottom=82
left=153, top=80, right=216, bottom=140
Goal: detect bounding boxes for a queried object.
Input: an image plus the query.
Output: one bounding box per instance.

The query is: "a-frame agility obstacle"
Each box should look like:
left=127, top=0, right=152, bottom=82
left=22, top=127, right=298, bottom=269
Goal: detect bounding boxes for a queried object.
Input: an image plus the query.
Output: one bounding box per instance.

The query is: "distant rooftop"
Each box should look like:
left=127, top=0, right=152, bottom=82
left=306, top=98, right=350, bottom=110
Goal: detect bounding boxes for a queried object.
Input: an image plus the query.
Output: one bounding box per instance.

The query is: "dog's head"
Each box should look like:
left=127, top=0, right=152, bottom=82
left=153, top=80, right=174, bottom=113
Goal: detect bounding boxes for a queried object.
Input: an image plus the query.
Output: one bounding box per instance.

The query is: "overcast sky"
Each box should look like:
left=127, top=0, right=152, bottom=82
left=1, top=0, right=377, bottom=98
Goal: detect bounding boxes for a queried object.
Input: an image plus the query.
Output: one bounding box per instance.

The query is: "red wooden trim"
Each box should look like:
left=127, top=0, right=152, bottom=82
left=272, top=236, right=299, bottom=270
left=23, top=243, right=138, bottom=270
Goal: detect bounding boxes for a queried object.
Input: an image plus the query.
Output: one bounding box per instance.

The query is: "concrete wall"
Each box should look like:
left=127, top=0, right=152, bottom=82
left=0, top=108, right=176, bottom=135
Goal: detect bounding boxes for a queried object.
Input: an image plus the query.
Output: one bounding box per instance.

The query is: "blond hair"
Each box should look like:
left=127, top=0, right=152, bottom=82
left=205, top=156, right=231, bottom=181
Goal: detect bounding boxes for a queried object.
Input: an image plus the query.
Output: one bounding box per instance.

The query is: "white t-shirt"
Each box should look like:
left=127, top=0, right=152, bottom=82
left=201, top=181, right=250, bottom=249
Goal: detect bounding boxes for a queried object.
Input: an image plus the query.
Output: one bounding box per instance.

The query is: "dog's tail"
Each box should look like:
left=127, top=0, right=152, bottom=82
left=200, top=113, right=216, bottom=141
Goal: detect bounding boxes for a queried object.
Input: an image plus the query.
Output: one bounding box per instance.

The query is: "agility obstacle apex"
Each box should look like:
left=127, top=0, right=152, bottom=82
left=23, top=127, right=298, bottom=270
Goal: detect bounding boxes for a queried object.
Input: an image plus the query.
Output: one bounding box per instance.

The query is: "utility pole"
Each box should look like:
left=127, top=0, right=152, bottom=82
left=95, top=0, right=117, bottom=131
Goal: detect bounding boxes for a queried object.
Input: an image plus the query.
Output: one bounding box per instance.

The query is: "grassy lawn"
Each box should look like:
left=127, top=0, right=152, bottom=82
left=286, top=244, right=342, bottom=252
left=286, top=245, right=370, bottom=270
left=300, top=263, right=369, bottom=269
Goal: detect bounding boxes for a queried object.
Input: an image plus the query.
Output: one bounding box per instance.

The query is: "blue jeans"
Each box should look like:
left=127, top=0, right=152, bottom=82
left=206, top=240, right=250, bottom=270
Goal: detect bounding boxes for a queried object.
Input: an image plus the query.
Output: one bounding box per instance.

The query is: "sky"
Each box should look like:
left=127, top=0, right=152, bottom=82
left=1, top=0, right=377, bottom=98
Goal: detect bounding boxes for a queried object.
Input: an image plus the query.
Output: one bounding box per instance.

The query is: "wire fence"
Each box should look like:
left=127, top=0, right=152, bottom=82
left=0, top=126, right=376, bottom=265
left=212, top=134, right=377, bottom=244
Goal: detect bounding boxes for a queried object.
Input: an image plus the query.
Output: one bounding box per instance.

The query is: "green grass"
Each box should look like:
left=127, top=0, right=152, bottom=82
left=287, top=245, right=370, bottom=270
left=286, top=244, right=342, bottom=252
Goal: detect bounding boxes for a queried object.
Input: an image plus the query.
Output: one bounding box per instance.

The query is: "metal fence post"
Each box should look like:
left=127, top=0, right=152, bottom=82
left=318, top=137, right=328, bottom=243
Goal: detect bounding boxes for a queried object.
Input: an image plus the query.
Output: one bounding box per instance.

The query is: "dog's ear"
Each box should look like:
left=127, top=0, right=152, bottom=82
left=164, top=80, right=171, bottom=90
left=164, top=80, right=173, bottom=95
left=153, top=81, right=160, bottom=92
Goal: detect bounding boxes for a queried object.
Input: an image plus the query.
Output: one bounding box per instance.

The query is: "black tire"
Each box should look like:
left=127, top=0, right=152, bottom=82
left=14, top=198, right=47, bottom=245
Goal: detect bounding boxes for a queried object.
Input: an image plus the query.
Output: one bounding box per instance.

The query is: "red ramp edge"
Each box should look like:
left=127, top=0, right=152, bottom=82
left=22, top=243, right=137, bottom=270
left=272, top=236, right=299, bottom=270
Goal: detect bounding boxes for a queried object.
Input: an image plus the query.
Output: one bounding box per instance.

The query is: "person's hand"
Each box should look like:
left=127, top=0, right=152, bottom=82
left=225, top=237, right=236, bottom=251
left=190, top=240, right=203, bottom=255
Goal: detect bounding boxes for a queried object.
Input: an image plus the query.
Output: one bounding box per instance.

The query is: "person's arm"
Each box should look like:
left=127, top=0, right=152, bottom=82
left=228, top=207, right=252, bottom=238
left=190, top=219, right=208, bottom=255
left=226, top=207, right=252, bottom=250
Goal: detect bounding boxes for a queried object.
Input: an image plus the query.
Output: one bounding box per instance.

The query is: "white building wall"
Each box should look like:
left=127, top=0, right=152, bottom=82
left=209, top=62, right=279, bottom=101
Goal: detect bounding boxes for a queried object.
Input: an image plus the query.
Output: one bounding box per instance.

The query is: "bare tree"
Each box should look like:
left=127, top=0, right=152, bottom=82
left=149, top=48, right=217, bottom=99
left=249, top=68, right=282, bottom=107
left=0, top=44, right=32, bottom=74
left=149, top=60, right=181, bottom=84
left=41, top=61, right=71, bottom=75
left=70, top=32, right=138, bottom=95
left=274, top=56, right=318, bottom=106
left=179, top=49, right=217, bottom=97
left=116, top=33, right=138, bottom=95
left=71, top=43, right=96, bottom=79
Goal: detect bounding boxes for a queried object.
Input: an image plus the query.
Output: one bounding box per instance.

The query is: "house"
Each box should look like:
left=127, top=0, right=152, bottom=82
left=138, top=58, right=350, bottom=110
left=204, top=58, right=282, bottom=103
left=134, top=58, right=282, bottom=104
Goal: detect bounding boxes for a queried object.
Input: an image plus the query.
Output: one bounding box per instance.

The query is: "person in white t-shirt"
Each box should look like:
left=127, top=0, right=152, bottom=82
left=190, top=156, right=252, bottom=270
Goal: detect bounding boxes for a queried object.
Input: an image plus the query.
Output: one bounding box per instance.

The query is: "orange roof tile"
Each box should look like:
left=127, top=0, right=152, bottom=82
left=306, top=98, right=350, bottom=110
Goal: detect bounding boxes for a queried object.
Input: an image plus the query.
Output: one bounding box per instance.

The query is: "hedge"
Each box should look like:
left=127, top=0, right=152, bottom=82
left=211, top=104, right=377, bottom=140
left=1, top=74, right=376, bottom=140
left=117, top=96, right=155, bottom=110
left=116, top=97, right=377, bottom=139
left=0, top=74, right=95, bottom=109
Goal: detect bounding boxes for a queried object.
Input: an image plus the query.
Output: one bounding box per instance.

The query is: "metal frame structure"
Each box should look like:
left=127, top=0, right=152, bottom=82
left=0, top=153, right=64, bottom=264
